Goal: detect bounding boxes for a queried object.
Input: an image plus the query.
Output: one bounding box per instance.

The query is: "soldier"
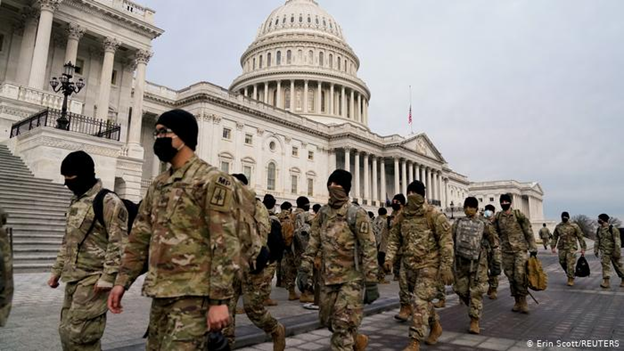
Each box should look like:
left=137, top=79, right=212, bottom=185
left=107, top=109, right=248, bottom=349
left=493, top=193, right=537, bottom=314
left=595, top=214, right=624, bottom=289
left=373, top=207, right=390, bottom=284
left=223, top=175, right=286, bottom=351
left=299, top=169, right=379, bottom=351
left=390, top=194, right=406, bottom=282
left=48, top=151, right=128, bottom=350
left=278, top=201, right=299, bottom=300
left=262, top=194, right=284, bottom=307
left=0, top=205, right=13, bottom=327
left=389, top=193, right=414, bottom=322
left=384, top=181, right=453, bottom=351
left=294, top=196, right=314, bottom=303
left=483, top=204, right=501, bottom=300
left=551, top=212, right=586, bottom=286
left=539, top=223, right=552, bottom=250
left=452, top=197, right=501, bottom=334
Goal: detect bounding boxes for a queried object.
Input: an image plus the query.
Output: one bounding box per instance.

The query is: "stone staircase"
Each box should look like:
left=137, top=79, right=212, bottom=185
left=0, top=144, right=72, bottom=273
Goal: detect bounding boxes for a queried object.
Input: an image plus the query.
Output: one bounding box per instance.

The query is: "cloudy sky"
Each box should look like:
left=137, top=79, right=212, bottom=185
left=140, top=0, right=624, bottom=222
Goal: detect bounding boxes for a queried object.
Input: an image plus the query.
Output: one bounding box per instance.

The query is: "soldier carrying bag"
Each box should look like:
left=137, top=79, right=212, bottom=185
left=575, top=256, right=590, bottom=277
left=527, top=256, right=548, bottom=291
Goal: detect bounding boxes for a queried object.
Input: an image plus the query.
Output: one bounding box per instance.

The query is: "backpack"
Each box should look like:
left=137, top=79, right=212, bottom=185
left=280, top=213, right=295, bottom=247
left=267, top=216, right=285, bottom=262
left=527, top=256, right=548, bottom=291
left=87, top=189, right=140, bottom=235
left=575, top=256, right=590, bottom=277
left=454, top=217, right=486, bottom=261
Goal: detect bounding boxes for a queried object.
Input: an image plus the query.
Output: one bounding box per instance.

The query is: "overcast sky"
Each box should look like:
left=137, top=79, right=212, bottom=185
left=140, top=0, right=624, bottom=222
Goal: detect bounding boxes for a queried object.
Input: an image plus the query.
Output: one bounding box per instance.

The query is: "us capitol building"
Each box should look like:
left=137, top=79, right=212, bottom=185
left=0, top=0, right=546, bottom=227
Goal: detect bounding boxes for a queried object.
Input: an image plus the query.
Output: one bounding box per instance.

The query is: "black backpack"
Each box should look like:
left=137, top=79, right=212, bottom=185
left=87, top=189, right=140, bottom=235
left=575, top=256, right=590, bottom=277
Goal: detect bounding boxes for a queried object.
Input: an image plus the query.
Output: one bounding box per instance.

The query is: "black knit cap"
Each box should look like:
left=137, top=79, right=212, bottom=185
left=499, top=193, right=512, bottom=203
left=464, top=197, right=479, bottom=209
left=232, top=173, right=248, bottom=185
left=599, top=213, right=610, bottom=222
left=407, top=180, right=426, bottom=197
left=393, top=193, right=407, bottom=205
left=61, top=151, right=95, bottom=177
left=263, top=194, right=276, bottom=209
left=485, top=204, right=496, bottom=212
left=561, top=211, right=570, bottom=219
left=280, top=201, right=293, bottom=211
left=296, top=196, right=310, bottom=208
left=155, top=109, right=198, bottom=151
left=378, top=207, right=387, bottom=216
left=327, top=169, right=352, bottom=194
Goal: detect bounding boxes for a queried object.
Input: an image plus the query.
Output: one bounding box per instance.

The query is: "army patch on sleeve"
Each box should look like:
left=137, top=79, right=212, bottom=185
left=217, top=176, right=232, bottom=187
left=118, top=207, right=128, bottom=223
left=207, top=183, right=233, bottom=212
left=360, top=221, right=369, bottom=234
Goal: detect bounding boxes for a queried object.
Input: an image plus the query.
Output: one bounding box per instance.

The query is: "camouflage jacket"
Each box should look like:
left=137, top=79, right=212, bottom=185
left=52, top=180, right=128, bottom=287
left=539, top=227, right=552, bottom=240
left=0, top=207, right=13, bottom=327
left=596, top=225, right=621, bottom=256
left=254, top=199, right=271, bottom=245
left=294, top=208, right=312, bottom=253
left=552, top=222, right=586, bottom=251
left=372, top=215, right=389, bottom=253
left=301, top=203, right=378, bottom=285
left=493, top=209, right=537, bottom=253
left=452, top=215, right=501, bottom=271
left=115, top=156, right=244, bottom=302
left=386, top=195, right=453, bottom=272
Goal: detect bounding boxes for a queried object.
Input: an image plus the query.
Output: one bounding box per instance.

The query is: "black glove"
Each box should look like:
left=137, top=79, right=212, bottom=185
left=363, top=283, right=379, bottom=304
left=377, top=252, right=386, bottom=267
left=205, top=331, right=230, bottom=351
left=530, top=251, right=537, bottom=258
left=297, top=271, right=310, bottom=291
left=251, top=247, right=270, bottom=274
left=490, top=261, right=502, bottom=276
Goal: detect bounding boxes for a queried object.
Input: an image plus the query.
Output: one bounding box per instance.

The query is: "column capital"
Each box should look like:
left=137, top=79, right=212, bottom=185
left=21, top=6, right=40, bottom=25
left=103, top=37, right=120, bottom=53
left=66, top=23, right=85, bottom=41
left=37, top=0, right=62, bottom=12
left=135, top=49, right=153, bottom=65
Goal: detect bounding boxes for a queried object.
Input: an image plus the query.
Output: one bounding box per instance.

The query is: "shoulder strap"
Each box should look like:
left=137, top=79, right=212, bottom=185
left=79, top=189, right=112, bottom=250
left=346, top=204, right=360, bottom=233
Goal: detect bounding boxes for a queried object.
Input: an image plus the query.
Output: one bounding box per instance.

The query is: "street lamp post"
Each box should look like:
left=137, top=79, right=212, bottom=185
left=450, top=201, right=454, bottom=219
left=50, top=61, right=85, bottom=130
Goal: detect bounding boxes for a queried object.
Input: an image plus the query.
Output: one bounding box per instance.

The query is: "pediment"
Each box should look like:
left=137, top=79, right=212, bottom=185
left=401, top=133, right=445, bottom=162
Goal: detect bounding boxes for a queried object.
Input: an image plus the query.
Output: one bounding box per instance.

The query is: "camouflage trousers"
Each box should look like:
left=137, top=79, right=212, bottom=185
left=502, top=251, right=529, bottom=297
left=224, top=264, right=280, bottom=347
left=319, top=280, right=364, bottom=351
left=453, top=257, right=488, bottom=320
left=59, top=274, right=109, bottom=351
left=408, top=266, right=440, bottom=341
left=399, top=260, right=416, bottom=306
left=558, top=250, right=577, bottom=279
left=600, top=253, right=624, bottom=279
left=393, top=253, right=402, bottom=278
left=0, top=232, right=13, bottom=327
left=540, top=237, right=550, bottom=250
left=488, top=274, right=499, bottom=290
left=282, top=250, right=299, bottom=290
left=146, top=297, right=209, bottom=351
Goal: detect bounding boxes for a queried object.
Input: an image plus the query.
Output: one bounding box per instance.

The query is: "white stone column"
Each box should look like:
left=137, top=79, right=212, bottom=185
left=127, top=49, right=152, bottom=159
left=408, top=161, right=414, bottom=184
left=393, top=157, right=400, bottom=196
left=243, top=87, right=248, bottom=97
left=330, top=84, right=335, bottom=115
left=303, top=80, right=309, bottom=113
left=344, top=148, right=351, bottom=173
left=426, top=168, right=432, bottom=200
left=372, top=156, right=378, bottom=206
left=276, top=80, right=282, bottom=108
left=364, top=100, right=369, bottom=125
left=64, top=23, right=84, bottom=65
left=341, top=86, right=346, bottom=118
left=415, top=163, right=421, bottom=181
left=357, top=93, right=362, bottom=122
left=401, top=159, right=407, bottom=195
left=437, top=172, right=442, bottom=202
left=28, top=0, right=61, bottom=90
left=290, top=80, right=295, bottom=111
left=316, top=81, right=322, bottom=113
left=328, top=148, right=336, bottom=173
left=95, top=37, right=120, bottom=121
left=264, top=82, right=269, bottom=103
left=354, top=150, right=360, bottom=200
left=16, top=7, right=39, bottom=86
left=364, top=153, right=370, bottom=203
left=253, top=84, right=258, bottom=100
left=380, top=158, right=387, bottom=204
left=350, top=89, right=355, bottom=119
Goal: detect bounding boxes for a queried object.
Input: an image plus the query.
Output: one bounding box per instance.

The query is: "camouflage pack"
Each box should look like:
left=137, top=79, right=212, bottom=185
left=454, top=217, right=486, bottom=261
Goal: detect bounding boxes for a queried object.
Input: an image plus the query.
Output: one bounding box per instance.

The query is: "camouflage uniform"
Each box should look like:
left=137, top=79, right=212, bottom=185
left=52, top=180, right=128, bottom=351
left=452, top=216, right=500, bottom=321
left=386, top=195, right=453, bottom=343
left=294, top=208, right=313, bottom=297
left=115, top=156, right=248, bottom=351
left=389, top=209, right=415, bottom=308
left=372, top=214, right=389, bottom=281
left=539, top=227, right=552, bottom=250
left=278, top=210, right=297, bottom=291
left=493, top=210, right=537, bottom=298
left=552, top=222, right=586, bottom=279
left=0, top=206, right=13, bottom=327
left=484, top=224, right=501, bottom=292
left=595, top=225, right=624, bottom=280
left=300, top=203, right=378, bottom=351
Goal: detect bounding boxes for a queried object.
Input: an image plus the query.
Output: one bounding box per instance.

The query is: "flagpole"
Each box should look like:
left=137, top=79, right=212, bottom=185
left=409, top=85, right=413, bottom=135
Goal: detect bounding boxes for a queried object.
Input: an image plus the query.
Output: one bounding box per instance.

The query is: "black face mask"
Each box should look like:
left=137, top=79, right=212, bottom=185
left=500, top=203, right=511, bottom=211
left=391, top=203, right=401, bottom=211
left=64, top=176, right=96, bottom=197
left=154, top=137, right=179, bottom=163
left=302, top=204, right=310, bottom=212
left=562, top=217, right=569, bottom=223
left=598, top=220, right=604, bottom=226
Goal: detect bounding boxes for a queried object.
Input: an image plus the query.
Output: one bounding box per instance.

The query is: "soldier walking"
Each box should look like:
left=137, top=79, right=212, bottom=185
left=0, top=206, right=12, bottom=327
left=551, top=212, right=586, bottom=286
left=294, top=196, right=314, bottom=303
left=49, top=151, right=128, bottom=350
left=278, top=201, right=299, bottom=300
left=373, top=207, right=390, bottom=284
left=107, top=109, right=248, bottom=350
left=493, top=194, right=537, bottom=314
left=539, top=223, right=552, bottom=250
left=595, top=214, right=624, bottom=289
left=452, top=197, right=501, bottom=334
left=299, top=170, right=379, bottom=351
left=483, top=204, right=501, bottom=300
left=384, top=181, right=454, bottom=351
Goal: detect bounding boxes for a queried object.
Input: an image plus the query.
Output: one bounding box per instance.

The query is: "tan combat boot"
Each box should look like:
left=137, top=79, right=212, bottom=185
left=487, top=287, right=497, bottom=300
left=432, top=299, right=446, bottom=308
left=601, top=278, right=610, bottom=289
left=354, top=334, right=369, bottom=351
left=300, top=291, right=314, bottom=303
left=394, top=305, right=411, bottom=322
left=519, top=296, right=529, bottom=314
left=264, top=298, right=278, bottom=306
left=271, top=323, right=286, bottom=351
left=424, top=320, right=443, bottom=345
left=236, top=307, right=245, bottom=314
left=469, top=317, right=480, bottom=334
left=402, top=340, right=420, bottom=351
left=288, top=288, right=300, bottom=301
left=511, top=296, right=521, bottom=312
left=567, top=277, right=574, bottom=286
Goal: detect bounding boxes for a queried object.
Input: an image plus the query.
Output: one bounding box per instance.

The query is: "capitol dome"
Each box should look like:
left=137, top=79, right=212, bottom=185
left=230, top=0, right=371, bottom=127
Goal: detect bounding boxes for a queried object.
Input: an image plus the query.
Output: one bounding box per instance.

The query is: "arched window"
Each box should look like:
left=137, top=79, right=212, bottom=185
left=267, top=53, right=272, bottom=67
left=297, top=50, right=303, bottom=63
left=275, top=18, right=279, bottom=25
left=329, top=54, right=333, bottom=69
left=321, top=91, right=326, bottom=113
left=287, top=50, right=292, bottom=64
left=259, top=55, right=263, bottom=69
left=276, top=51, right=281, bottom=65
left=319, top=52, right=324, bottom=67
left=253, top=58, right=256, bottom=70
left=267, top=163, right=276, bottom=190
left=308, top=50, right=314, bottom=64
left=291, top=15, right=294, bottom=23
left=299, top=14, right=303, bottom=23
left=344, top=59, right=347, bottom=72
left=338, top=57, right=341, bottom=70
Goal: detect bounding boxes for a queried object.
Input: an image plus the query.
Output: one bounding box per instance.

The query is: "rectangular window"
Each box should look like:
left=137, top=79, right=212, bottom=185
left=307, top=178, right=314, bottom=196
left=243, top=165, right=252, bottom=184
left=0, top=34, right=5, bottom=52
left=220, top=161, right=230, bottom=173
left=308, top=151, right=314, bottom=161
left=489, top=197, right=494, bottom=202
left=292, top=146, right=299, bottom=157
left=111, top=70, right=118, bottom=85
left=222, top=128, right=231, bottom=140
left=291, top=175, right=298, bottom=194
left=244, top=133, right=253, bottom=145
left=74, top=58, right=84, bottom=75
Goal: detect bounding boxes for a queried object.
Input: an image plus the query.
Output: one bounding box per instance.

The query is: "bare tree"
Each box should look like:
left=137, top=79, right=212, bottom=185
left=609, top=217, right=622, bottom=228
left=572, top=214, right=598, bottom=239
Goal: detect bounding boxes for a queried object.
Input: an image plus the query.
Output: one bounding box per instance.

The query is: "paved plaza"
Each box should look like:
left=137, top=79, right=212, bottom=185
left=2, top=243, right=624, bottom=350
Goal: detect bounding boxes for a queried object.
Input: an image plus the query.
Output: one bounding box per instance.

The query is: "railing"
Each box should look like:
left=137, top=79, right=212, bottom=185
left=9, top=108, right=121, bottom=141
left=0, top=83, right=84, bottom=114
